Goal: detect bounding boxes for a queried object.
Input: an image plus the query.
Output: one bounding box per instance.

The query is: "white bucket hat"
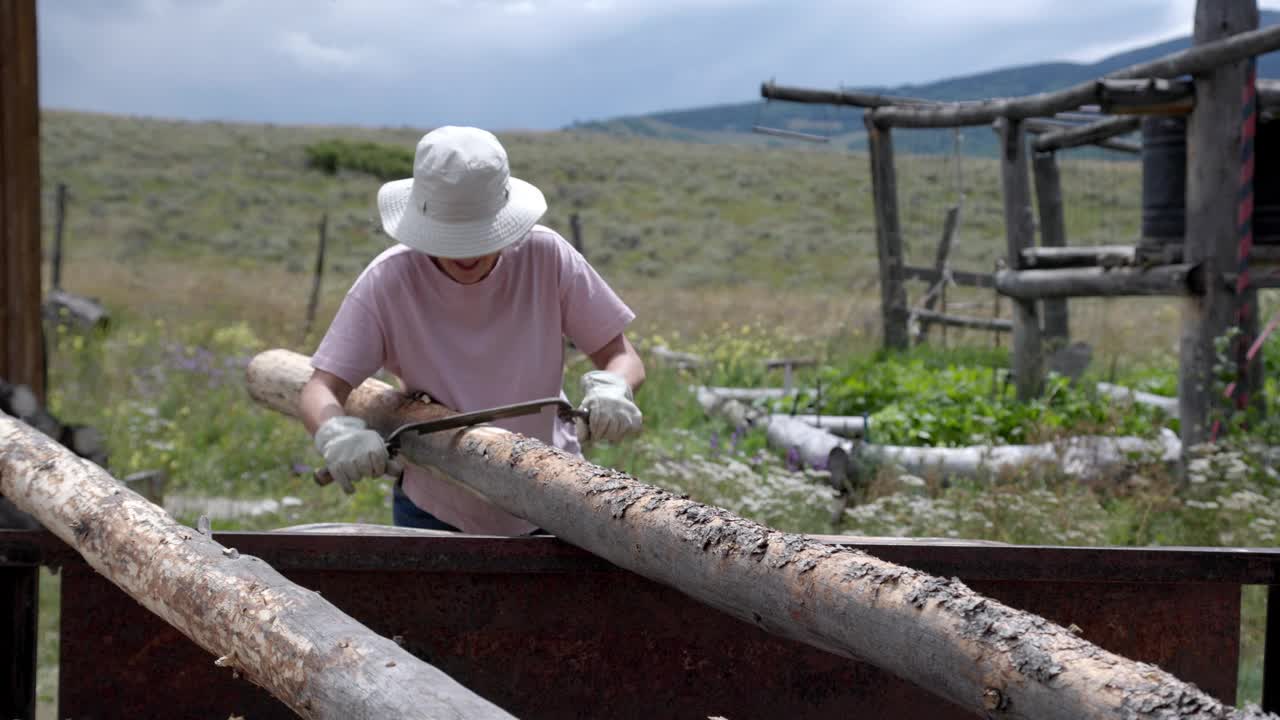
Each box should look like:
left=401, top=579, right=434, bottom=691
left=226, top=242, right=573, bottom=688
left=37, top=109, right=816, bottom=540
left=376, top=126, right=547, bottom=258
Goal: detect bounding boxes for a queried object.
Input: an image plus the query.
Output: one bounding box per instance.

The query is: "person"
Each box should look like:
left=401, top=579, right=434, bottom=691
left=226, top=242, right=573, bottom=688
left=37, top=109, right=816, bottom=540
left=298, top=125, right=645, bottom=536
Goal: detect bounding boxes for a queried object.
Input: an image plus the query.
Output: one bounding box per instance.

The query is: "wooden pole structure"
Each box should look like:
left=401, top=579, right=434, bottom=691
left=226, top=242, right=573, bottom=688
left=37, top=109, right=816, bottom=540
left=867, top=24, right=1280, bottom=128
left=0, top=3, right=43, bottom=718
left=302, top=213, right=327, bottom=342
left=246, top=348, right=1274, bottom=720
left=864, top=115, right=909, bottom=351
left=1180, top=0, right=1260, bottom=445
left=0, top=412, right=518, bottom=720
left=1032, top=151, right=1070, bottom=344
left=914, top=205, right=960, bottom=344
left=1025, top=119, right=1141, bottom=154
left=995, top=264, right=1197, bottom=300
left=997, top=117, right=1044, bottom=400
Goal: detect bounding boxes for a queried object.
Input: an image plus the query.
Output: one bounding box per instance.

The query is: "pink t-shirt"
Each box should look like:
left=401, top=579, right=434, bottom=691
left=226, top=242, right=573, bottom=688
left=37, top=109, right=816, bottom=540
left=311, top=225, right=635, bottom=535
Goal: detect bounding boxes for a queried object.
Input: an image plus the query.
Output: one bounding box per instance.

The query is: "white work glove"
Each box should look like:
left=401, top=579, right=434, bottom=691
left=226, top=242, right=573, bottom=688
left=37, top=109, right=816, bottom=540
left=578, top=370, right=642, bottom=443
left=314, top=416, right=388, bottom=493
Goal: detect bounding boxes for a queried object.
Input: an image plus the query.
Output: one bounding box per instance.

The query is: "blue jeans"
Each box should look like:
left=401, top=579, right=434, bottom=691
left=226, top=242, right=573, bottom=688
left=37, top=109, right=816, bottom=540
left=392, top=479, right=550, bottom=535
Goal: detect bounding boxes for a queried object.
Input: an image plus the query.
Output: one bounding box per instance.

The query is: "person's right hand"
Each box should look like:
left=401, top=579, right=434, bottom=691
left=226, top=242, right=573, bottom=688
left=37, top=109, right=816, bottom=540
left=314, top=416, right=388, bottom=493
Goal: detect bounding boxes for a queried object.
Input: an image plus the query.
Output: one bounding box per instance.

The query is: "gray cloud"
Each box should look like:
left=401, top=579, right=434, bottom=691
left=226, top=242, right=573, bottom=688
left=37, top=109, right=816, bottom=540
left=35, top=0, right=1278, bottom=130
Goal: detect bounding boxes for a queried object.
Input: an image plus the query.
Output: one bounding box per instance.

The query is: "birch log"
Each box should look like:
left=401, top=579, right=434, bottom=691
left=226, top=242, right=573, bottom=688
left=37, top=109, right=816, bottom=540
left=247, top=348, right=1272, bottom=720
left=0, top=411, right=515, bottom=720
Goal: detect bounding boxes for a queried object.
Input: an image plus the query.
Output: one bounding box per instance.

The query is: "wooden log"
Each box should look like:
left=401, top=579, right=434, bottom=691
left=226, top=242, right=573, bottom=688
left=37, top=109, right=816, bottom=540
left=914, top=206, right=961, bottom=344
left=998, top=117, right=1045, bottom=400
left=865, top=116, right=909, bottom=351
left=862, top=428, right=1182, bottom=482
left=245, top=348, right=1271, bottom=720
left=759, top=80, right=935, bottom=108
left=1019, top=244, right=1138, bottom=269
left=0, top=410, right=516, bottom=720
left=1180, top=0, right=1260, bottom=445
left=778, top=413, right=867, bottom=438
left=911, top=309, right=1012, bottom=333
left=1032, top=152, right=1070, bottom=345
left=1096, top=382, right=1181, bottom=418
left=694, top=386, right=789, bottom=402
left=750, top=124, right=831, bottom=143
left=902, top=264, right=995, bottom=289
left=1096, top=78, right=1196, bottom=115
left=50, top=182, right=66, bottom=290
left=869, top=24, right=1280, bottom=128
left=1032, top=117, right=1142, bottom=153
left=763, top=414, right=853, bottom=475
left=995, top=264, right=1197, bottom=300
left=1024, top=119, right=1141, bottom=154
left=42, top=287, right=109, bottom=331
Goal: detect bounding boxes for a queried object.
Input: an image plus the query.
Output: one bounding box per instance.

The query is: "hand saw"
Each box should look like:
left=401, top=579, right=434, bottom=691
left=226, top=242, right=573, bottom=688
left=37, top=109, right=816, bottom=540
left=315, top=397, right=589, bottom=491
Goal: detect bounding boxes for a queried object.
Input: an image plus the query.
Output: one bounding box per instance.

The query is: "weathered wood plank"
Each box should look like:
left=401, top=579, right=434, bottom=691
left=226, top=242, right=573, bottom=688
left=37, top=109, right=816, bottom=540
left=1019, top=245, right=1138, bottom=269
left=246, top=348, right=1273, bottom=720
left=0, top=412, right=517, bottom=720
left=902, top=264, right=995, bottom=289
left=912, top=308, right=1012, bottom=332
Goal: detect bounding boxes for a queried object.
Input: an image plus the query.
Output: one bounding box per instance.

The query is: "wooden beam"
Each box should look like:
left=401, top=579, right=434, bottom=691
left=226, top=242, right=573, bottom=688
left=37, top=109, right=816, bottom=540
left=1024, top=119, right=1141, bottom=154
left=759, top=81, right=935, bottom=108
left=1180, top=0, right=1259, bottom=445
left=995, top=264, right=1197, bottom=300
left=914, top=205, right=960, bottom=344
left=0, top=0, right=43, bottom=402
left=245, top=348, right=1268, bottom=720
left=911, top=308, right=1012, bottom=332
left=998, top=117, right=1044, bottom=400
left=1032, top=117, right=1141, bottom=153
left=0, top=411, right=517, bottom=720
left=865, top=115, right=909, bottom=351
left=1032, top=152, right=1070, bottom=344
left=1020, top=244, right=1138, bottom=269
left=868, top=24, right=1280, bottom=127
left=902, top=264, right=995, bottom=289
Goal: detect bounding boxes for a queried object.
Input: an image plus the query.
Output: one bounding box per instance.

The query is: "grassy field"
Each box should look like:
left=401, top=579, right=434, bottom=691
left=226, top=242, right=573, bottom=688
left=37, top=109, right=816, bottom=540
left=25, top=110, right=1278, bottom=711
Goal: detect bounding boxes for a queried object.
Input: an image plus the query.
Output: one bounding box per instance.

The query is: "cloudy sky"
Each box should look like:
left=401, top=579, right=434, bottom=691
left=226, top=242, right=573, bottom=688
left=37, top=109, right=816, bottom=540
left=35, top=0, right=1273, bottom=131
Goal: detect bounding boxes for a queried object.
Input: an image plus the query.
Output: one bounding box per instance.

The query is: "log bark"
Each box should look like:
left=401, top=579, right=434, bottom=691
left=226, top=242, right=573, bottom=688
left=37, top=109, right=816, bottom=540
left=1032, top=152, right=1070, bottom=345
left=869, top=24, right=1280, bottom=127
left=1025, top=119, right=1141, bottom=154
left=247, top=348, right=1273, bottom=720
left=783, top=414, right=868, bottom=438
left=0, top=411, right=516, bottom=720
left=995, top=264, right=1197, bottom=300
left=760, top=80, right=935, bottom=108
left=1096, top=382, right=1181, bottom=419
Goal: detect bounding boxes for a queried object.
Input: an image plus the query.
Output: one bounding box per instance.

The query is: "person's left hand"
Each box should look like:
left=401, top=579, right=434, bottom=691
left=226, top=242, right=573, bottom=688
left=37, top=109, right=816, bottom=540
left=578, top=370, right=642, bottom=443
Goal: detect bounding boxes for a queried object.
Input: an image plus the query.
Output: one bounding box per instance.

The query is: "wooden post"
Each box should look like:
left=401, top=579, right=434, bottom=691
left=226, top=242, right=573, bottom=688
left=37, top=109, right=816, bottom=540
left=51, top=182, right=66, bottom=291
left=1180, top=0, right=1260, bottom=445
left=864, top=115, right=909, bottom=351
left=303, top=213, right=327, bottom=342
left=1033, top=151, right=1070, bottom=345
left=569, top=212, right=585, bottom=258
left=997, top=117, right=1044, bottom=400
left=245, top=348, right=1269, bottom=720
left=0, top=3, right=42, bottom=719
